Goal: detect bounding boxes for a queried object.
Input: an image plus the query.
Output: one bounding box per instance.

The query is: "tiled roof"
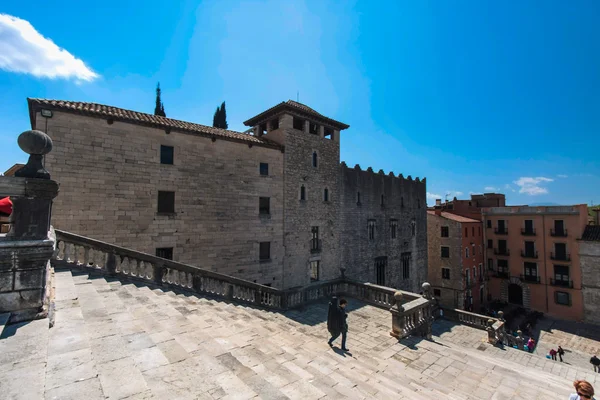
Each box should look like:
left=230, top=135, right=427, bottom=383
left=243, top=100, right=350, bottom=130
left=27, top=99, right=282, bottom=149
left=581, top=225, right=600, bottom=241
left=427, top=210, right=480, bottom=223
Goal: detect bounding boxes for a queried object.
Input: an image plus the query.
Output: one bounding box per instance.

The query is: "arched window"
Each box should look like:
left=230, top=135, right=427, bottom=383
left=324, top=188, right=329, bottom=202
left=300, top=185, right=306, bottom=201
left=312, top=152, right=318, bottom=168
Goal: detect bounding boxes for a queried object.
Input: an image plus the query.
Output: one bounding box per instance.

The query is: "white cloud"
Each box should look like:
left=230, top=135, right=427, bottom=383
left=557, top=174, right=568, bottom=178
left=484, top=186, right=499, bottom=191
left=426, top=192, right=442, bottom=200
left=504, top=184, right=516, bottom=193
left=0, top=14, right=98, bottom=81
left=450, top=191, right=463, bottom=197
left=513, top=177, right=553, bottom=195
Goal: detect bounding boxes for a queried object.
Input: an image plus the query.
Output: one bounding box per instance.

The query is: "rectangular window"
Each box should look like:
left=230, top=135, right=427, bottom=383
left=160, top=145, right=174, bottom=165
left=554, top=243, right=567, bottom=258
left=524, top=241, right=535, bottom=257
left=442, top=268, right=450, bottom=279
left=441, top=246, right=450, bottom=258
left=478, top=226, right=481, bottom=235
left=259, top=242, right=270, bottom=260
left=271, top=118, right=279, bottom=130
left=554, top=265, right=569, bottom=282
left=293, top=117, right=304, bottom=130
left=488, top=258, right=494, bottom=270
left=479, top=263, right=483, bottom=280
left=390, top=220, right=398, bottom=239
left=357, top=192, right=361, bottom=204
left=324, top=127, right=334, bottom=140
left=259, top=163, right=269, bottom=176
left=465, top=269, right=471, bottom=287
left=524, top=219, right=534, bottom=233
left=310, top=260, right=319, bottom=281
left=155, top=247, right=173, bottom=260
left=300, top=185, right=306, bottom=201
left=309, top=122, right=319, bottom=135
left=465, top=227, right=468, bottom=237
left=498, top=219, right=506, bottom=231
left=311, top=226, right=320, bottom=252
left=487, top=239, right=493, bottom=249
left=554, top=220, right=565, bottom=234
left=465, top=247, right=469, bottom=258
left=157, top=191, right=175, bottom=213
left=375, top=257, right=387, bottom=285
left=441, top=226, right=449, bottom=237
left=498, top=239, right=507, bottom=252
left=555, top=291, right=571, bottom=306
left=259, top=197, right=270, bottom=215
left=402, top=252, right=411, bottom=279
left=524, top=262, right=537, bottom=277
left=323, top=188, right=329, bottom=202
left=472, top=227, right=475, bottom=236
left=497, top=259, right=508, bottom=274
left=368, top=220, right=376, bottom=241
left=487, top=219, right=492, bottom=228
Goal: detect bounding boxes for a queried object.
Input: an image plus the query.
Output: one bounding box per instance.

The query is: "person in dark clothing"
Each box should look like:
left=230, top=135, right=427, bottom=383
left=591, top=355, right=600, bottom=373
left=327, top=297, right=349, bottom=351
left=558, top=346, right=565, bottom=362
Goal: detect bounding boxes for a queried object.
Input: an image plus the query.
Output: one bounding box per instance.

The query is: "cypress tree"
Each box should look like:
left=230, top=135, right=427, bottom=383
left=220, top=102, right=228, bottom=129
left=213, top=107, right=220, bottom=128
left=154, top=83, right=166, bottom=117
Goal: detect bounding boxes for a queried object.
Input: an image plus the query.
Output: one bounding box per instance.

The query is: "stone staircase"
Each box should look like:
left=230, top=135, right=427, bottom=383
left=0, top=267, right=596, bottom=399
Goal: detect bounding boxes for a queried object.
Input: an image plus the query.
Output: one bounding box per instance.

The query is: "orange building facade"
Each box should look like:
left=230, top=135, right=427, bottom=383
left=483, top=205, right=588, bottom=321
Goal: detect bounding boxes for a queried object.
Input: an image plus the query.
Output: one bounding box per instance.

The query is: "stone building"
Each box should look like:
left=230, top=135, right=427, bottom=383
left=27, top=98, right=427, bottom=291
left=427, top=210, right=485, bottom=311
left=483, top=205, right=588, bottom=321
left=578, top=225, right=600, bottom=325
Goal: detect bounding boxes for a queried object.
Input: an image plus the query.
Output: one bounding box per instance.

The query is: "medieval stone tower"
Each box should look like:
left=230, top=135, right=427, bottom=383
left=244, top=101, right=349, bottom=288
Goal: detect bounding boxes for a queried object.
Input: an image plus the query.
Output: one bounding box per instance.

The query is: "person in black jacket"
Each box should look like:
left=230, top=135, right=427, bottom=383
left=591, top=355, right=600, bottom=373
left=327, top=297, right=349, bottom=351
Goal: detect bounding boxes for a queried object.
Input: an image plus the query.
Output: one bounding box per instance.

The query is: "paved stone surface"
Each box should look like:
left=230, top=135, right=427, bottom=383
left=0, top=268, right=599, bottom=399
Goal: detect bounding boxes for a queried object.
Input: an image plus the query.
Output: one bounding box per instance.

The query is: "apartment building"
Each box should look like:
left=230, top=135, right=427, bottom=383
left=483, top=205, right=588, bottom=321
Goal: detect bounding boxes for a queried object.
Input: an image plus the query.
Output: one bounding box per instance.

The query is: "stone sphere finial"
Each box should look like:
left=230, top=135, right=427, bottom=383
left=487, top=319, right=495, bottom=327
left=422, top=282, right=431, bottom=292
left=394, top=291, right=403, bottom=303
left=14, top=130, right=53, bottom=179
left=17, top=130, right=53, bottom=156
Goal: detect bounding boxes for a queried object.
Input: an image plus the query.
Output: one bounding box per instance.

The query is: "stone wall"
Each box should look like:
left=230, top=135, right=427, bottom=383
left=39, top=111, right=286, bottom=287
left=427, top=212, right=464, bottom=308
left=339, top=164, right=427, bottom=293
left=579, top=241, right=600, bottom=325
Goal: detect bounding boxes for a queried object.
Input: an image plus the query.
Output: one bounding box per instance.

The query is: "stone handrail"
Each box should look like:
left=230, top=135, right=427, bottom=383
left=390, top=292, right=435, bottom=340
left=442, top=308, right=498, bottom=330
left=53, top=230, right=285, bottom=309
left=52, top=230, right=415, bottom=311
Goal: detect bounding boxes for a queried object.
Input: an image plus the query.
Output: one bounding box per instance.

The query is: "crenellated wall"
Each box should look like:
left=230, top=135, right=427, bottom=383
left=339, top=162, right=427, bottom=293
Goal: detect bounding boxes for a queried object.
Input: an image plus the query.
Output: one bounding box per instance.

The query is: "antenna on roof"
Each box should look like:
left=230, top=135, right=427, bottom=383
left=445, top=193, right=450, bottom=202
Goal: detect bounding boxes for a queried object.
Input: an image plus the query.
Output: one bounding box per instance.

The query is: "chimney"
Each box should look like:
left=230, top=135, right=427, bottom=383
left=436, top=199, right=442, bottom=206
left=435, top=209, right=442, bottom=216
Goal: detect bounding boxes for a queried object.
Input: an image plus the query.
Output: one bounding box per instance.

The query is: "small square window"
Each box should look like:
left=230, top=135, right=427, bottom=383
left=260, top=163, right=269, bottom=176
left=259, top=242, right=270, bottom=260
left=156, top=247, right=173, bottom=260
left=160, top=145, right=174, bottom=165
left=442, top=268, right=450, bottom=279
left=441, top=246, right=450, bottom=258
left=293, top=117, right=304, bottom=130
left=441, top=226, right=449, bottom=237
left=158, top=191, right=175, bottom=213
left=259, top=197, right=270, bottom=215
left=555, top=291, right=570, bottom=306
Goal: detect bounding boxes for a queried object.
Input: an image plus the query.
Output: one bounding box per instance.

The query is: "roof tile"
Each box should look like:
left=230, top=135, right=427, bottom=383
left=582, top=225, right=600, bottom=241
left=27, top=98, right=282, bottom=149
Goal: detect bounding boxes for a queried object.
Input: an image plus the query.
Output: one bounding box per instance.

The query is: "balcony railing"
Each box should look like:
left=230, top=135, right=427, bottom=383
left=310, top=239, right=322, bottom=254
left=493, top=271, right=509, bottom=279
left=550, top=252, right=571, bottom=261
left=493, top=248, right=510, bottom=256
left=494, top=227, right=508, bottom=235
left=549, top=278, right=574, bottom=288
left=521, top=228, right=536, bottom=236
left=550, top=229, right=568, bottom=237
left=521, top=250, right=538, bottom=259
left=520, top=274, right=541, bottom=284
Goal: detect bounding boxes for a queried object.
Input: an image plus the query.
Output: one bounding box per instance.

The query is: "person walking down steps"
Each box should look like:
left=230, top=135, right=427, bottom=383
left=558, top=346, right=565, bottom=362
left=327, top=297, right=349, bottom=352
left=591, top=355, right=600, bottom=373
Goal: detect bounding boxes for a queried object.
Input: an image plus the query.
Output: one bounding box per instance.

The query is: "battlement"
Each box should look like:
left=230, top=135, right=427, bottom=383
left=340, top=161, right=426, bottom=186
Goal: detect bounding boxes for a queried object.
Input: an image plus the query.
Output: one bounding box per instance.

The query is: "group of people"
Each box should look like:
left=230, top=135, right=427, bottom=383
left=549, top=346, right=566, bottom=362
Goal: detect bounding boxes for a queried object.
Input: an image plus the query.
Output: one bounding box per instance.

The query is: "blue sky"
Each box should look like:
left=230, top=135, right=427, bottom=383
left=1, top=1, right=599, bottom=206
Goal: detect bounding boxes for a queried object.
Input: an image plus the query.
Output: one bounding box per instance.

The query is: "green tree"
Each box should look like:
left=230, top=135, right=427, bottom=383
left=212, top=101, right=228, bottom=129
left=219, top=101, right=228, bottom=129
left=154, top=83, right=166, bottom=117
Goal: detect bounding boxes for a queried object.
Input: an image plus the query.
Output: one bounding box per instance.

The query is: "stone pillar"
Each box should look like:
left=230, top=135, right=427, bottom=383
left=389, top=291, right=405, bottom=338
left=0, top=130, right=58, bottom=323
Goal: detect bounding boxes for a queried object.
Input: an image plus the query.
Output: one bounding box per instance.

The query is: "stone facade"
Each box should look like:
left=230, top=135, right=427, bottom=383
left=29, top=99, right=427, bottom=291
left=578, top=232, right=600, bottom=325
left=340, top=165, right=427, bottom=292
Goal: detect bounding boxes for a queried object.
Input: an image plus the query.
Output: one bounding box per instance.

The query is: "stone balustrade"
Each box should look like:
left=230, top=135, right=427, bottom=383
left=390, top=284, right=436, bottom=340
